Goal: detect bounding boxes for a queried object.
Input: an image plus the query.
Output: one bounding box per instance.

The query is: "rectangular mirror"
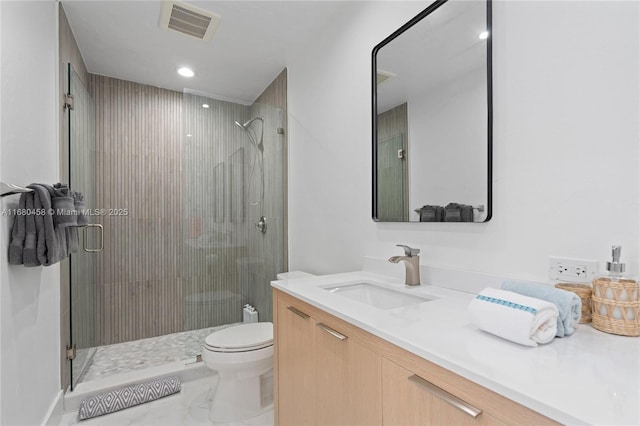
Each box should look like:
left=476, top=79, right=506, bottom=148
left=372, top=0, right=492, bottom=222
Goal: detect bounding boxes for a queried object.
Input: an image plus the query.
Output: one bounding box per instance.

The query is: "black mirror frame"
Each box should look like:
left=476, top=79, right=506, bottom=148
left=371, top=0, right=493, bottom=223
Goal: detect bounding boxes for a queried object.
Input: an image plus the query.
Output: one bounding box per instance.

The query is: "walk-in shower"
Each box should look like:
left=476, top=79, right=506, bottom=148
left=66, top=64, right=287, bottom=391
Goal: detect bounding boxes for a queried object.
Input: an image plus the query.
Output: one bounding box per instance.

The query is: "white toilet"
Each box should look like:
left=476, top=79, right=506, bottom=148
left=201, top=322, right=274, bottom=422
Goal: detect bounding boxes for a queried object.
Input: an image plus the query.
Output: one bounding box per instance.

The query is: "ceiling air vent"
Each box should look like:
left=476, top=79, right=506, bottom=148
left=160, top=1, right=221, bottom=42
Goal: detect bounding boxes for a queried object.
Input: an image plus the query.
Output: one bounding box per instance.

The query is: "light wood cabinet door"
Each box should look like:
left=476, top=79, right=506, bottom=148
left=382, top=358, right=505, bottom=426
left=276, top=301, right=317, bottom=426
left=315, top=320, right=382, bottom=426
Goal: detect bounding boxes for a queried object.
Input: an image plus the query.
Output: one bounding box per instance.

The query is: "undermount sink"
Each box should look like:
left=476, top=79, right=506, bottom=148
left=323, top=282, right=435, bottom=310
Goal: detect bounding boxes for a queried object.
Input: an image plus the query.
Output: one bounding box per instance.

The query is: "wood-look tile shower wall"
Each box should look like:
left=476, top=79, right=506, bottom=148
left=91, top=75, right=185, bottom=344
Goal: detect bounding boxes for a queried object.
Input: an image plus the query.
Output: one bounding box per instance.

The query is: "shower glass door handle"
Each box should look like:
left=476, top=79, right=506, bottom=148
left=83, top=224, right=103, bottom=253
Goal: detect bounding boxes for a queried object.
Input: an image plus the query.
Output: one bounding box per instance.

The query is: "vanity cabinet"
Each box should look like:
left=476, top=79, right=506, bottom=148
left=273, top=289, right=558, bottom=426
left=274, top=291, right=382, bottom=426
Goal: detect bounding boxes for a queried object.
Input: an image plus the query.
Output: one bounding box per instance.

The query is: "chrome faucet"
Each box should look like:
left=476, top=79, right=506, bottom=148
left=389, top=244, right=421, bottom=286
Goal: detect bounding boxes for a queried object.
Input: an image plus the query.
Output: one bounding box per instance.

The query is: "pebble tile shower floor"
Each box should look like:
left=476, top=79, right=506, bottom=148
left=80, top=323, right=238, bottom=383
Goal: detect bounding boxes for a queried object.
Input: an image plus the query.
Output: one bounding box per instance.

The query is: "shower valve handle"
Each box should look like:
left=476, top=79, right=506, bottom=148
left=256, top=216, right=267, bottom=234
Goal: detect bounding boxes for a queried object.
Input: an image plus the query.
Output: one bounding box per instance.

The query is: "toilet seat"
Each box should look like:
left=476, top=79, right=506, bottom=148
left=204, top=322, right=273, bottom=353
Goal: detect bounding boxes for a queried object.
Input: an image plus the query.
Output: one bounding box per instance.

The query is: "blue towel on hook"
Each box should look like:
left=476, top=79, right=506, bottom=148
left=501, top=281, right=582, bottom=337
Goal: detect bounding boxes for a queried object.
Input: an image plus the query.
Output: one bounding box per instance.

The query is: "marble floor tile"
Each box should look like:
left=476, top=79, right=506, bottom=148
left=59, top=376, right=274, bottom=426
left=64, top=323, right=273, bottom=425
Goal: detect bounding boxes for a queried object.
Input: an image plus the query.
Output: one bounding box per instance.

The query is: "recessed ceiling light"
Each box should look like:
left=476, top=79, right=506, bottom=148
left=186, top=134, right=193, bottom=138
left=202, top=104, right=210, bottom=109
left=478, top=31, right=489, bottom=40
left=178, top=67, right=194, bottom=77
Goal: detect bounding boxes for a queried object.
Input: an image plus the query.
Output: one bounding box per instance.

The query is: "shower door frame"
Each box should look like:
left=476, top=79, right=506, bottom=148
left=65, top=62, right=99, bottom=391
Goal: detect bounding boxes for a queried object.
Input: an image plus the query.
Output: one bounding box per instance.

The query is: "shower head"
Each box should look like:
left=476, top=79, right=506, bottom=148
left=235, top=116, right=265, bottom=153
left=235, top=116, right=264, bottom=131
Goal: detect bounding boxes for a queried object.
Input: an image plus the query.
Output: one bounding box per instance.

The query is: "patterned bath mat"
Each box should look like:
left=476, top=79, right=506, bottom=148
left=78, top=376, right=181, bottom=420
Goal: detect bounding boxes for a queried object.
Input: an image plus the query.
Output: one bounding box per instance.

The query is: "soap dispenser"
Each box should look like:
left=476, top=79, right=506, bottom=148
left=591, top=245, right=639, bottom=336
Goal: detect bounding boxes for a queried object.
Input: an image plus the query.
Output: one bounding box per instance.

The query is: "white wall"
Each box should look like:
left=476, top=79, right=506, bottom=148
left=288, top=0, right=639, bottom=281
left=0, top=1, right=61, bottom=425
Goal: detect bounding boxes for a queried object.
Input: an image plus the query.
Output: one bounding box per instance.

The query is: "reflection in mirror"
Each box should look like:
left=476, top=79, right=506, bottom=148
left=373, top=0, right=492, bottom=222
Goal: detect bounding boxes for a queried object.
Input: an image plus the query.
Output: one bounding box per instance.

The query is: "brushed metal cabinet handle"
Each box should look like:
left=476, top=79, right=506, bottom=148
left=316, top=323, right=348, bottom=341
left=286, top=306, right=310, bottom=319
left=408, top=374, right=482, bottom=419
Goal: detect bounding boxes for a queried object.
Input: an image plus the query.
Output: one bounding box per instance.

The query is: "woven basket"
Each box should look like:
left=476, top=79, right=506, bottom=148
left=591, top=278, right=639, bottom=337
left=555, top=283, right=593, bottom=323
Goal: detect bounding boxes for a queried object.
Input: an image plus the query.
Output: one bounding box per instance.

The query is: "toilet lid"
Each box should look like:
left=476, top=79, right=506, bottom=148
left=205, top=322, right=273, bottom=352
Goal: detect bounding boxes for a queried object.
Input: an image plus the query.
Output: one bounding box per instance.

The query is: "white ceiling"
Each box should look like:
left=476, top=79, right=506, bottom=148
left=62, top=1, right=350, bottom=105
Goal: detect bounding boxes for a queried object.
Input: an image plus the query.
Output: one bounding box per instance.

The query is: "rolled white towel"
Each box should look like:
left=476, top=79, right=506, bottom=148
left=468, top=288, right=559, bottom=347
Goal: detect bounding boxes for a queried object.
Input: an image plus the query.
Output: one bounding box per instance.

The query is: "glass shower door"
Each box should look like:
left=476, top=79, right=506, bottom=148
left=67, top=63, right=98, bottom=389
left=243, top=102, right=287, bottom=324
left=181, top=93, right=287, bottom=361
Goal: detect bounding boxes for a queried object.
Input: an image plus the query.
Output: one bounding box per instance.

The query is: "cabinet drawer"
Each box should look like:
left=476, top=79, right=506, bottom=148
left=382, top=358, right=505, bottom=426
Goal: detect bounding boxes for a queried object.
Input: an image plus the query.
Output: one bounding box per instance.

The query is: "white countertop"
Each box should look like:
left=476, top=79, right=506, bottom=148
left=271, top=270, right=640, bottom=426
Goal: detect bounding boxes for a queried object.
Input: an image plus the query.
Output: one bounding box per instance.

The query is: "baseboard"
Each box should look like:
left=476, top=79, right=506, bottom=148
left=42, top=389, right=64, bottom=426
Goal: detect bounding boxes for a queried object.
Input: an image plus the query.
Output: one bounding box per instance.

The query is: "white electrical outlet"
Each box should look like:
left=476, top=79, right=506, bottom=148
left=549, top=257, right=599, bottom=282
